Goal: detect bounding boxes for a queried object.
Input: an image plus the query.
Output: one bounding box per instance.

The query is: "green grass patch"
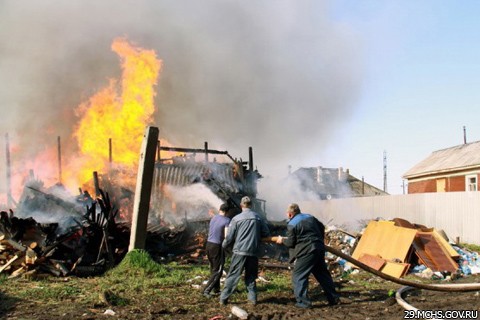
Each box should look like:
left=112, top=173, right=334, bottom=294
left=261, top=270, right=291, bottom=293
left=0, top=274, right=7, bottom=285
left=106, top=249, right=207, bottom=284
left=96, top=250, right=209, bottom=305
left=16, top=282, right=82, bottom=301
left=460, top=243, right=480, bottom=253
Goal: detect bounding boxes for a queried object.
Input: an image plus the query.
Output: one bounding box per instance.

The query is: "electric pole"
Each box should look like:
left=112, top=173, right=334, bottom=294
left=383, top=150, right=387, bottom=193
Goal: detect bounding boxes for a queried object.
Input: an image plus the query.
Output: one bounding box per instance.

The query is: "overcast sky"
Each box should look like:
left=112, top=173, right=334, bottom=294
left=1, top=0, right=479, bottom=199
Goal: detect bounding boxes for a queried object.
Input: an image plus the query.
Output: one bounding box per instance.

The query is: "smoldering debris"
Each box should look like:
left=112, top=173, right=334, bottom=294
left=0, top=189, right=128, bottom=278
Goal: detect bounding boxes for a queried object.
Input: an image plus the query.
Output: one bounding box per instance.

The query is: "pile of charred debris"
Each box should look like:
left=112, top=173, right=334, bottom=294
left=0, top=143, right=272, bottom=278
left=0, top=183, right=285, bottom=280
left=0, top=185, right=127, bottom=279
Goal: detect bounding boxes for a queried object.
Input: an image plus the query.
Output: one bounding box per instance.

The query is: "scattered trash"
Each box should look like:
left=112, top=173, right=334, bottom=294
left=187, top=275, right=203, bottom=283
left=348, top=218, right=477, bottom=278
left=103, top=309, right=115, bottom=316
left=454, top=245, right=480, bottom=275
left=231, top=306, right=248, bottom=320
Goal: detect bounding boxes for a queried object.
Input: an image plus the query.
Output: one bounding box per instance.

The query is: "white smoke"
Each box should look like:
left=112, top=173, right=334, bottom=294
left=160, top=184, right=223, bottom=223
left=258, top=174, right=320, bottom=221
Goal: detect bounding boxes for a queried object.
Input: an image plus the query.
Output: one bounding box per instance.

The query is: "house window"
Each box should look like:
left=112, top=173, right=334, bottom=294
left=466, top=175, right=477, bottom=191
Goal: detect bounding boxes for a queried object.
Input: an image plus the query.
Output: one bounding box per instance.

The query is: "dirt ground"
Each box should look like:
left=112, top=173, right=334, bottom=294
left=2, top=271, right=480, bottom=320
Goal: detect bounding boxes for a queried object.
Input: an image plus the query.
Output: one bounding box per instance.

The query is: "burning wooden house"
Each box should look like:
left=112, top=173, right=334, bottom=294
left=149, top=143, right=266, bottom=223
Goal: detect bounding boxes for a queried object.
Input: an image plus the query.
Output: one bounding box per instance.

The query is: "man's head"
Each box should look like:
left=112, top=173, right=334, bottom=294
left=219, top=203, right=229, bottom=215
left=287, top=203, right=301, bottom=219
left=240, top=196, right=252, bottom=209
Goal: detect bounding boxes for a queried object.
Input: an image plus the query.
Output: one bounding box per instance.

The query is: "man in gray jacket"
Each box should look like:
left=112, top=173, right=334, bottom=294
left=219, top=196, right=270, bottom=305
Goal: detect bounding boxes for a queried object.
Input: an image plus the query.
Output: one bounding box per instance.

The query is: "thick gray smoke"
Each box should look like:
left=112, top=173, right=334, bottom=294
left=0, top=1, right=362, bottom=209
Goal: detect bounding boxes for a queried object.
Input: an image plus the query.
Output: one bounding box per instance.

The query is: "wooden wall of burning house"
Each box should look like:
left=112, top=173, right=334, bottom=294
left=149, top=145, right=264, bottom=223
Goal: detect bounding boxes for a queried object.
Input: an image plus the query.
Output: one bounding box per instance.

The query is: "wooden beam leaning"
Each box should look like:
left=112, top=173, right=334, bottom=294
left=128, top=126, right=159, bottom=251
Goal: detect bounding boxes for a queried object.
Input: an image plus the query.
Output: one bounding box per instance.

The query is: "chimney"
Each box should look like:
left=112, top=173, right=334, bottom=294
left=463, top=126, right=467, bottom=144
left=316, top=166, right=322, bottom=183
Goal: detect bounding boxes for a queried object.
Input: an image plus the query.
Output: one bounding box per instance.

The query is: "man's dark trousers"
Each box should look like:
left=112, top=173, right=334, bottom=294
left=204, top=242, right=224, bottom=294
left=292, top=249, right=338, bottom=306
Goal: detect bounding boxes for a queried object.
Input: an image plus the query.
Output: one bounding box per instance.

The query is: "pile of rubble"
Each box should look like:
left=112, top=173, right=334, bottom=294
left=0, top=190, right=129, bottom=278
left=324, top=217, right=480, bottom=280
left=0, top=185, right=220, bottom=278
left=325, top=227, right=357, bottom=277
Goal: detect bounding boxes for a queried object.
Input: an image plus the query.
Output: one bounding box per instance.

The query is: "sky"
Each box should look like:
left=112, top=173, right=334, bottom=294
left=1, top=0, right=480, bottom=204
left=326, top=1, right=480, bottom=194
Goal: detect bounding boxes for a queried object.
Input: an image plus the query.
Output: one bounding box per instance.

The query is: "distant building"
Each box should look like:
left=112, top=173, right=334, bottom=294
left=403, top=141, right=480, bottom=193
left=290, top=167, right=388, bottom=200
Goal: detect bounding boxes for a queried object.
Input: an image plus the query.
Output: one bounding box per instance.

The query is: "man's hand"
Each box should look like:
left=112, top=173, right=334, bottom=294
left=276, top=236, right=284, bottom=244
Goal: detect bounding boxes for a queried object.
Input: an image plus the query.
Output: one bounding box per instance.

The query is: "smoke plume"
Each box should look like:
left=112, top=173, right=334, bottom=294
left=0, top=1, right=362, bottom=208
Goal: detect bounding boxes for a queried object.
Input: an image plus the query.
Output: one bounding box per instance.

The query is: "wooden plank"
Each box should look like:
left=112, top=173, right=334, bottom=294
left=392, top=218, right=416, bottom=229
left=352, top=221, right=417, bottom=263
left=25, top=248, right=37, bottom=265
left=358, top=253, right=386, bottom=271
left=0, top=254, right=19, bottom=273
left=413, top=232, right=458, bottom=273
left=6, top=240, right=27, bottom=252
left=8, top=266, right=25, bottom=279
left=381, top=261, right=410, bottom=278
left=432, top=230, right=459, bottom=259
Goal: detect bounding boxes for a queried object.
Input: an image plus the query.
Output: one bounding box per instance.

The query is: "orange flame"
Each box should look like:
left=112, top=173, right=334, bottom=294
left=71, top=37, right=162, bottom=187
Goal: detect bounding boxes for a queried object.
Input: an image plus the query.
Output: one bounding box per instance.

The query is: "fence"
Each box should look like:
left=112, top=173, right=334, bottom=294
left=299, top=192, right=480, bottom=245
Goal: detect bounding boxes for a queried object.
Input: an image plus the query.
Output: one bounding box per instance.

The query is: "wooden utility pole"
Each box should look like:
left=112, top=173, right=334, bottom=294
left=383, top=150, right=388, bottom=193
left=248, top=146, right=254, bottom=172
left=128, top=126, right=159, bottom=251
left=204, top=141, right=209, bottom=163
left=57, top=136, right=62, bottom=184
left=93, top=171, right=100, bottom=198
left=109, top=138, right=113, bottom=164
left=5, top=133, right=12, bottom=207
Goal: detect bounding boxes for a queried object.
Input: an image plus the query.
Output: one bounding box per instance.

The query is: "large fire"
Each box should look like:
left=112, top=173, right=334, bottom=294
left=71, top=37, right=162, bottom=186
left=5, top=37, right=165, bottom=205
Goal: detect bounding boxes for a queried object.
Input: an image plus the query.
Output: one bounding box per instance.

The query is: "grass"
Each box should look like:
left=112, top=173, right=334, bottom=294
left=0, top=250, right=211, bottom=308
left=3, top=250, right=480, bottom=319
left=0, top=251, right=387, bottom=308
left=16, top=283, right=82, bottom=301
left=460, top=243, right=480, bottom=253
left=96, top=250, right=209, bottom=305
left=1, top=249, right=443, bottom=316
left=261, top=270, right=291, bottom=293
left=0, top=274, right=6, bottom=285
left=1, top=250, right=294, bottom=310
